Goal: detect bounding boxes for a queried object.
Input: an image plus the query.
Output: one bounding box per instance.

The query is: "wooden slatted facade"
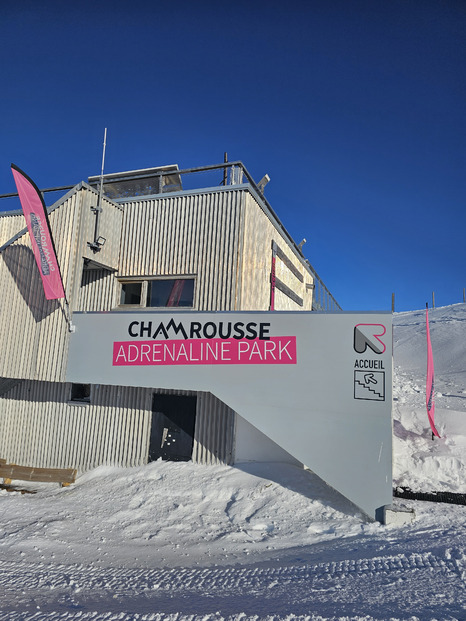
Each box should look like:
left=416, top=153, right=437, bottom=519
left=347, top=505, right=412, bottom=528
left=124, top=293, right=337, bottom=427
left=0, top=169, right=314, bottom=473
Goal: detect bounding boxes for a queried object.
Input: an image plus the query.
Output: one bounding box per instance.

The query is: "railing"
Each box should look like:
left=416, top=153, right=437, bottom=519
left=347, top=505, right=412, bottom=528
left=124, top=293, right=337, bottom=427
left=306, top=264, right=342, bottom=311
left=0, top=160, right=341, bottom=311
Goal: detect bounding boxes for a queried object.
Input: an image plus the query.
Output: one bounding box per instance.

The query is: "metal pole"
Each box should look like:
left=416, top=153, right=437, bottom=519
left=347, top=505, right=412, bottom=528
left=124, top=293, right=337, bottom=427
left=89, top=128, right=108, bottom=252
left=391, top=293, right=395, bottom=313
left=98, top=127, right=107, bottom=209
left=463, top=287, right=465, bottom=303
left=432, top=291, right=435, bottom=309
left=223, top=152, right=228, bottom=186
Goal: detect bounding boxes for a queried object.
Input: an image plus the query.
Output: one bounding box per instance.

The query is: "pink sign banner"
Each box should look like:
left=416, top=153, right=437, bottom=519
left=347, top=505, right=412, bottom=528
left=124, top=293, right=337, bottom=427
left=426, top=306, right=440, bottom=438
left=11, top=164, right=65, bottom=300
left=113, top=336, right=297, bottom=366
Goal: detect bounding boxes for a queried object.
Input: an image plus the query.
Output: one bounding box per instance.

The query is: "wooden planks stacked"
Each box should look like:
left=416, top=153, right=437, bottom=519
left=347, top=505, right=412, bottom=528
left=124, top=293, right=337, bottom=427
left=0, top=460, right=76, bottom=487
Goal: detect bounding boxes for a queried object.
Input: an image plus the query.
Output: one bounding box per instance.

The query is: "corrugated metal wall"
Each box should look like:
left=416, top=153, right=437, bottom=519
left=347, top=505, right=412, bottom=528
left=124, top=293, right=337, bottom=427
left=0, top=380, right=151, bottom=470
left=118, top=188, right=244, bottom=310
left=0, top=190, right=81, bottom=382
left=193, top=392, right=235, bottom=465
left=0, top=381, right=234, bottom=470
left=78, top=268, right=119, bottom=311
left=0, top=185, right=123, bottom=383
left=240, top=192, right=314, bottom=310
left=81, top=189, right=123, bottom=271
left=0, top=212, right=24, bottom=247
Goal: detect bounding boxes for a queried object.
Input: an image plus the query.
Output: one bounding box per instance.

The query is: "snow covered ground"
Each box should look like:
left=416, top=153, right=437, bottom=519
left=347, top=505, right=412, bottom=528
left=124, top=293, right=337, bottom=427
left=1, top=304, right=466, bottom=620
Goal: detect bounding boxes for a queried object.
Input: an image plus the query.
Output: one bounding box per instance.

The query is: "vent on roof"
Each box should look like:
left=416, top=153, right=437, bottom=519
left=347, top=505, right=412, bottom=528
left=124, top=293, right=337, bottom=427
left=88, top=165, right=182, bottom=199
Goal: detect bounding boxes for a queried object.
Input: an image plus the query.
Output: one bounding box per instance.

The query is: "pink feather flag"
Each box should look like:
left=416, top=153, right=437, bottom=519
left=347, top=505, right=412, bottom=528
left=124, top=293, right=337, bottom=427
left=426, top=304, right=440, bottom=438
left=11, top=164, right=65, bottom=300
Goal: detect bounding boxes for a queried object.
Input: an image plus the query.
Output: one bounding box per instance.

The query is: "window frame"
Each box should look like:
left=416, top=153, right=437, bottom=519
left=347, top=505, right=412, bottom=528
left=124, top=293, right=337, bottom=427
left=117, top=276, right=196, bottom=310
left=119, top=280, right=145, bottom=307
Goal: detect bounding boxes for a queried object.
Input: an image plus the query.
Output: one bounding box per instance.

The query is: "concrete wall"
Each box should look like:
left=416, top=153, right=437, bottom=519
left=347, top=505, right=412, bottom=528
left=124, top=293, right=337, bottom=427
left=234, top=414, right=301, bottom=465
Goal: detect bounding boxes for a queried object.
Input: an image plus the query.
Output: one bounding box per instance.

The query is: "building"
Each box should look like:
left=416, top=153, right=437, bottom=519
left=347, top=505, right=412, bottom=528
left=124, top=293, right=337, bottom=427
left=0, top=160, right=340, bottom=473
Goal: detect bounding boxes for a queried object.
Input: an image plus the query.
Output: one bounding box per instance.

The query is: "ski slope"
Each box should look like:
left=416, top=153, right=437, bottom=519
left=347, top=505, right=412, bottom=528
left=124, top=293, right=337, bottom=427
left=1, top=304, right=465, bottom=620
left=393, top=304, right=466, bottom=493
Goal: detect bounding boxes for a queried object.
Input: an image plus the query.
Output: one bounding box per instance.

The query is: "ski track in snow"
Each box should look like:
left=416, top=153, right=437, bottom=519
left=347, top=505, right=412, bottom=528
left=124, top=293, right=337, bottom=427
left=2, top=510, right=466, bottom=620
left=1, top=542, right=466, bottom=620
left=1, top=304, right=466, bottom=620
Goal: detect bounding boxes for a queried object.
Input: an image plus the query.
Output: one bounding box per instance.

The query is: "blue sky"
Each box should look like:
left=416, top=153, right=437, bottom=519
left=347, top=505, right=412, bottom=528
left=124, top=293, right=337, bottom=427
left=1, top=0, right=465, bottom=312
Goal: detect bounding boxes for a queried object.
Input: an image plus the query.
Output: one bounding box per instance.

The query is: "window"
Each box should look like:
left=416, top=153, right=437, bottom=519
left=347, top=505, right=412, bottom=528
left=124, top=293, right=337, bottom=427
left=70, top=383, right=91, bottom=403
left=147, top=279, right=194, bottom=308
left=118, top=277, right=195, bottom=308
left=120, top=282, right=142, bottom=305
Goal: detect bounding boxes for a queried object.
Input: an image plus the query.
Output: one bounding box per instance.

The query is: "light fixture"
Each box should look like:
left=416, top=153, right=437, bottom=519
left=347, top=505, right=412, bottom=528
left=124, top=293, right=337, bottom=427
left=257, top=174, right=270, bottom=193
left=87, top=236, right=106, bottom=252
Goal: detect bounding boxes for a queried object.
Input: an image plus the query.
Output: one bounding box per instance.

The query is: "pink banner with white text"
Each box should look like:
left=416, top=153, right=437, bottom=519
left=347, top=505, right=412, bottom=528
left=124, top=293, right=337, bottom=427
left=113, top=337, right=297, bottom=366
left=11, top=164, right=65, bottom=300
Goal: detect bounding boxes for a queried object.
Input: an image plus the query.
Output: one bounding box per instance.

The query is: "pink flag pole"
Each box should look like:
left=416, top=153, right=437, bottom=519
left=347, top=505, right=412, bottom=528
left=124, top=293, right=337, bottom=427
left=426, top=303, right=440, bottom=438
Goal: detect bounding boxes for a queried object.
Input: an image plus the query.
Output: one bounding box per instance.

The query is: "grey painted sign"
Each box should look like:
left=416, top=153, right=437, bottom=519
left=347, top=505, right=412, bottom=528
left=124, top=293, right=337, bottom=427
left=67, top=310, right=393, bottom=519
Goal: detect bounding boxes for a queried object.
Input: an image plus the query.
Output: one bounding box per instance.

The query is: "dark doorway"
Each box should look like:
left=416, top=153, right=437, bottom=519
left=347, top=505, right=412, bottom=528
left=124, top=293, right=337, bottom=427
left=149, top=394, right=197, bottom=462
